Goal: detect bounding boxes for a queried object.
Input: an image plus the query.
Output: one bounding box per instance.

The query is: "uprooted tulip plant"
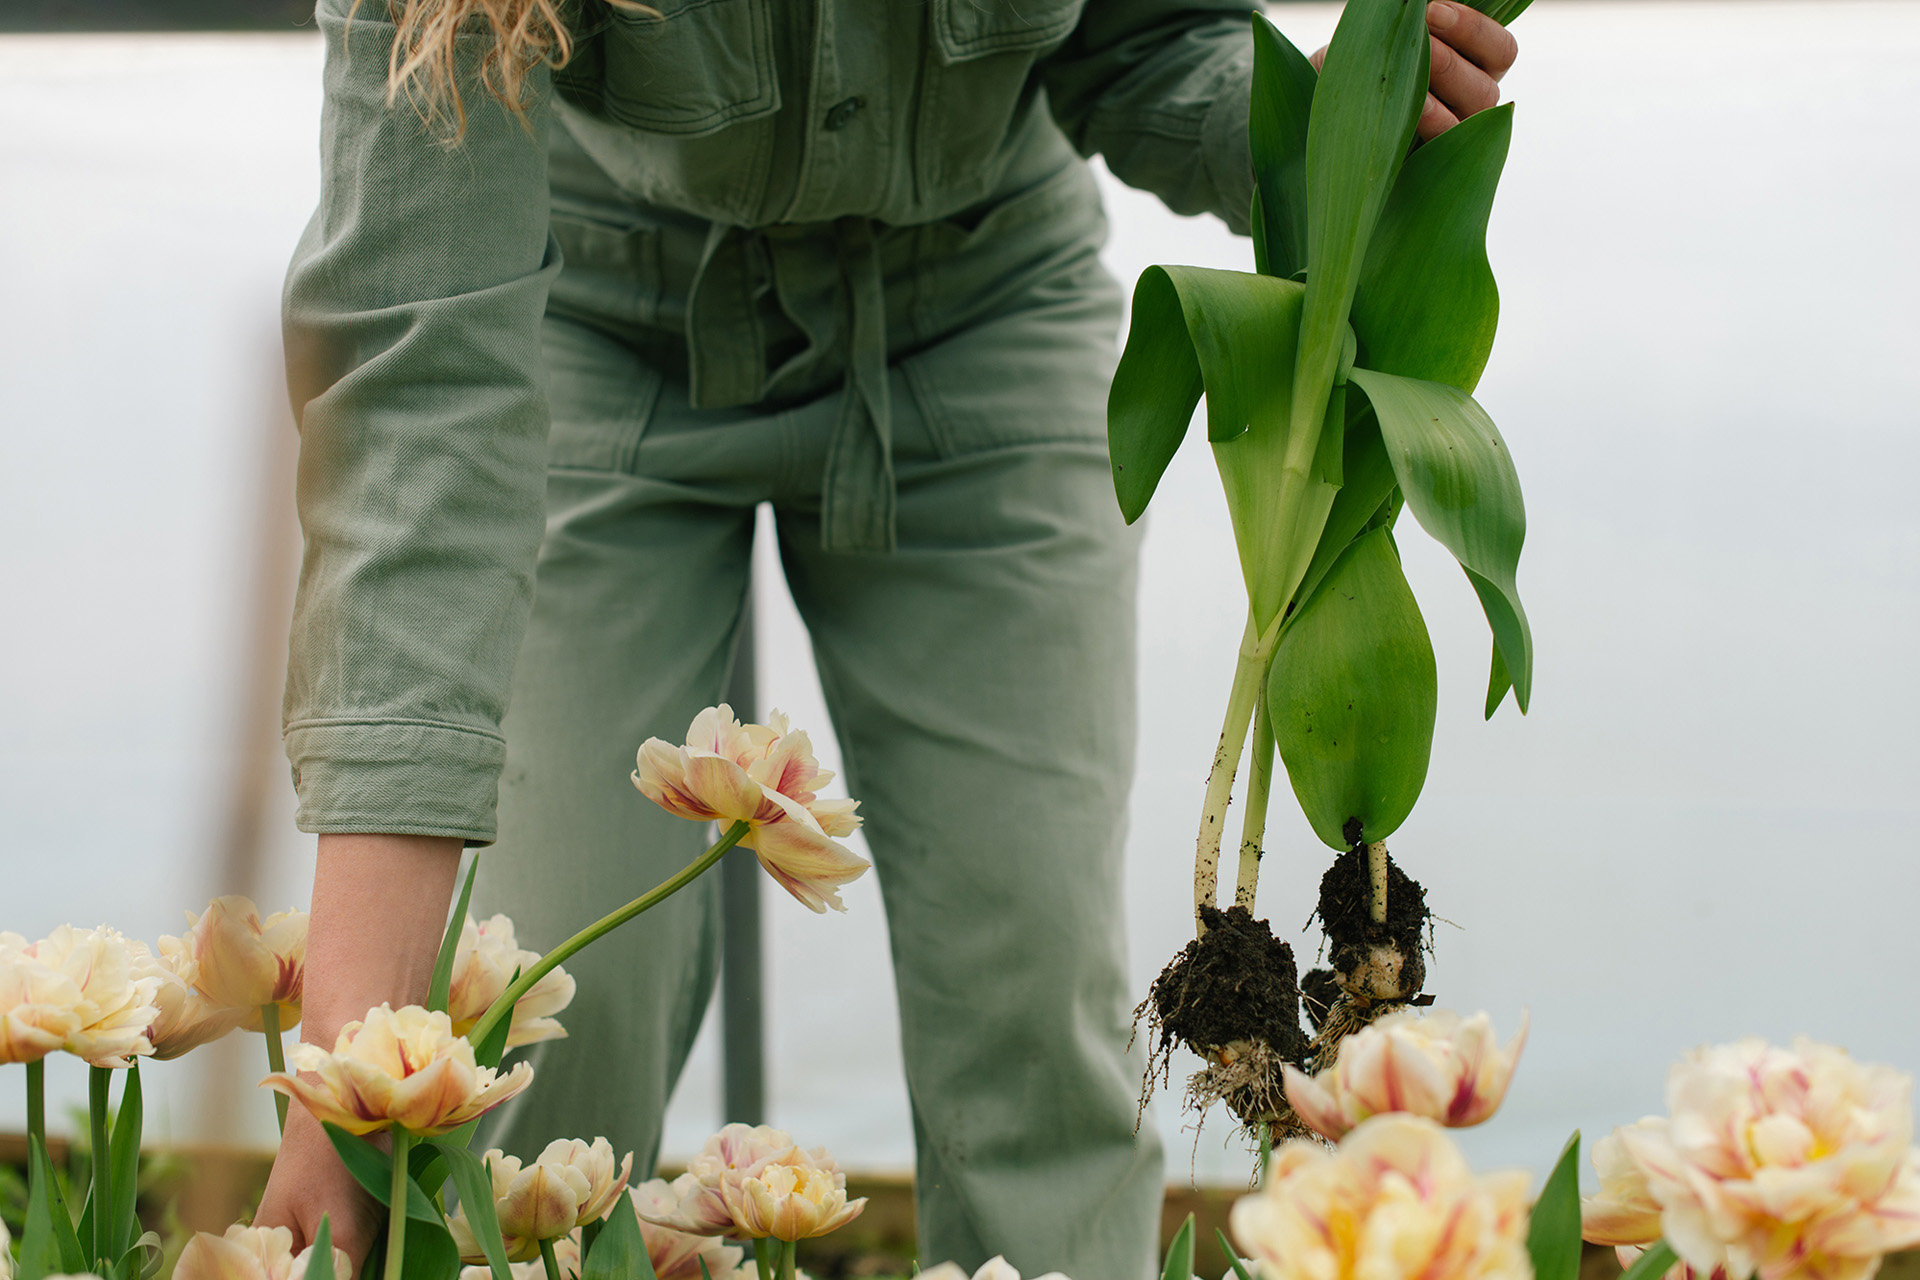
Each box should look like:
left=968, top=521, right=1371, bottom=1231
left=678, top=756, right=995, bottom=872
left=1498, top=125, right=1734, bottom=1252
left=1115, top=0, right=1537, bottom=1136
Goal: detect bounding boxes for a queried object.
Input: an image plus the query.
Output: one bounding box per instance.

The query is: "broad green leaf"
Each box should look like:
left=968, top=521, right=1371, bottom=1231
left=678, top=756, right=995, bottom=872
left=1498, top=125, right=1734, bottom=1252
left=19, top=1134, right=85, bottom=1280
left=1352, top=104, right=1513, bottom=392
left=1485, top=641, right=1513, bottom=719
left=118, top=1231, right=164, bottom=1280
left=1289, top=406, right=1398, bottom=621
left=320, top=1124, right=443, bottom=1224
left=427, top=1141, right=514, bottom=1280
left=1217, top=1228, right=1256, bottom=1280
left=1289, top=0, right=1430, bottom=456
left=1527, top=1132, right=1584, bottom=1280
left=1622, top=1242, right=1680, bottom=1280
left=1160, top=1213, right=1195, bottom=1280
left=304, top=1217, right=336, bottom=1280
left=1249, top=13, right=1318, bottom=280
left=1270, top=528, right=1438, bottom=848
left=1250, top=186, right=1272, bottom=277
left=582, top=1186, right=656, bottom=1280
left=107, top=1063, right=143, bottom=1260
left=1470, top=0, right=1536, bottom=23
left=402, top=1217, right=462, bottom=1280
left=428, top=853, right=480, bottom=1014
left=1346, top=366, right=1532, bottom=713
left=1108, top=267, right=1205, bottom=522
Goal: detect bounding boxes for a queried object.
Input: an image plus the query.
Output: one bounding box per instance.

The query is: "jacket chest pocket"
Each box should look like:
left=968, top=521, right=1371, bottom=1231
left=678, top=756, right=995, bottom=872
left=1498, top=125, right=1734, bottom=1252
left=931, top=0, right=1081, bottom=60
left=596, top=0, right=779, bottom=137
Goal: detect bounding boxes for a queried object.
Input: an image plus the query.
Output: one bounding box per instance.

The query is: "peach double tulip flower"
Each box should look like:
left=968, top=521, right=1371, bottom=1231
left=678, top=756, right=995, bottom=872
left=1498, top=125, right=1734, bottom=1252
left=917, top=1259, right=1073, bottom=1280
left=1581, top=1038, right=1920, bottom=1280
left=1281, top=1008, right=1527, bottom=1141
left=128, top=941, right=245, bottom=1061
left=261, top=1003, right=532, bottom=1135
left=446, top=914, right=576, bottom=1050
left=636, top=1124, right=866, bottom=1242
left=0, top=926, right=160, bottom=1067
left=628, top=1182, right=747, bottom=1280
left=633, top=706, right=869, bottom=913
left=163, top=896, right=306, bottom=1031
left=173, top=1225, right=352, bottom=1280
left=1230, top=1114, right=1532, bottom=1280
left=449, top=1138, right=633, bottom=1261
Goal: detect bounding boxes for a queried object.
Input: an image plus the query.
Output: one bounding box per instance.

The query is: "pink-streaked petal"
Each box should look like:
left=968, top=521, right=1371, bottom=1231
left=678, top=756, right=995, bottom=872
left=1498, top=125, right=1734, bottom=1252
left=1282, top=1064, right=1354, bottom=1141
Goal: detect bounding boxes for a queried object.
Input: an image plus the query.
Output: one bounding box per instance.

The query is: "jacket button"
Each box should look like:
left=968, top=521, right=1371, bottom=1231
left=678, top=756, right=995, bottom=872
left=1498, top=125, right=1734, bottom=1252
left=823, top=96, right=865, bottom=131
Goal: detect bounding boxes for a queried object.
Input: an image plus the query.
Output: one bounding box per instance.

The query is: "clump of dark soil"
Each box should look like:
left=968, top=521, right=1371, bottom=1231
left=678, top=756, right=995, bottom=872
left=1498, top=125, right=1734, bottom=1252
left=1134, top=905, right=1311, bottom=1129
left=1304, top=832, right=1436, bottom=1071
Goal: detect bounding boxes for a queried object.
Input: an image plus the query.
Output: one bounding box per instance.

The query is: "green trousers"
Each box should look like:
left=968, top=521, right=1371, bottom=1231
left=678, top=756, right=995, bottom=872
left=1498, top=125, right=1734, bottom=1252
left=473, top=141, right=1163, bottom=1279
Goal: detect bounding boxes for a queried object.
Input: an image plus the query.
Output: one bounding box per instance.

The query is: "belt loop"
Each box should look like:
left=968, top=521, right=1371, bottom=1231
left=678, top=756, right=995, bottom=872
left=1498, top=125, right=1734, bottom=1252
left=686, top=222, right=767, bottom=410
left=819, top=216, right=897, bottom=554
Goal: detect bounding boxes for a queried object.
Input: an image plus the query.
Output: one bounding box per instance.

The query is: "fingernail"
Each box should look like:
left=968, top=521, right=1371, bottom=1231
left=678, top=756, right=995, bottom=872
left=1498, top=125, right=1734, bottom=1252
left=1427, top=1, right=1457, bottom=29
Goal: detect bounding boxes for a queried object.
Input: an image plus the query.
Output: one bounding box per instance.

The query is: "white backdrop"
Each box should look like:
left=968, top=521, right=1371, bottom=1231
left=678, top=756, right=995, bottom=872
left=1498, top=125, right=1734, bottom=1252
left=2, top=2, right=1916, bottom=1187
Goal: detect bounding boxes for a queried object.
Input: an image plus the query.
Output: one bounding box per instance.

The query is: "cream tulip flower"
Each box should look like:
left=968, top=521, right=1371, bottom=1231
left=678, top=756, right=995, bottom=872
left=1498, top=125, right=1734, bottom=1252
left=128, top=942, right=245, bottom=1061
left=628, top=1182, right=747, bottom=1280
left=262, top=1003, right=532, bottom=1135
left=721, top=1149, right=867, bottom=1242
left=916, top=1259, right=1073, bottom=1280
left=173, top=1224, right=353, bottom=1280
left=447, top=915, right=575, bottom=1050
left=1229, top=1115, right=1532, bottom=1280
left=633, top=706, right=870, bottom=913
left=1584, top=1038, right=1920, bottom=1280
left=1281, top=1008, right=1527, bottom=1141
left=450, top=1139, right=634, bottom=1261
left=0, top=927, right=160, bottom=1067
left=636, top=1123, right=807, bottom=1236
left=0, top=935, right=82, bottom=1065
left=164, top=896, right=306, bottom=1031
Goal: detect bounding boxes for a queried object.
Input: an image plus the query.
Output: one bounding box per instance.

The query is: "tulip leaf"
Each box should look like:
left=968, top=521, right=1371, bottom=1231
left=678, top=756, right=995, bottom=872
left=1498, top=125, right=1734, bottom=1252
left=1346, top=366, right=1532, bottom=714
left=107, top=1063, right=143, bottom=1261
left=429, top=853, right=480, bottom=1014
left=697, top=1262, right=714, bottom=1280
left=1108, top=266, right=1204, bottom=523
left=1621, top=1242, right=1681, bottom=1280
left=1270, top=527, right=1438, bottom=849
left=18, top=1134, right=85, bottom=1280
left=1217, top=1228, right=1256, bottom=1280
left=1160, top=1213, right=1196, bottom=1280
left=1287, top=406, right=1398, bottom=622
left=1485, top=641, right=1513, bottom=721
left=1351, top=104, right=1512, bottom=392
left=124, top=1230, right=164, bottom=1280
left=1289, top=0, right=1430, bottom=458
left=427, top=1141, right=514, bottom=1280
left=582, top=1185, right=655, bottom=1280
left=305, top=1216, right=336, bottom=1280
left=1249, top=12, right=1317, bottom=280
left=1527, top=1132, right=1584, bottom=1280
left=321, top=1124, right=444, bottom=1224
left=1469, top=0, right=1536, bottom=23
left=402, top=1217, right=462, bottom=1280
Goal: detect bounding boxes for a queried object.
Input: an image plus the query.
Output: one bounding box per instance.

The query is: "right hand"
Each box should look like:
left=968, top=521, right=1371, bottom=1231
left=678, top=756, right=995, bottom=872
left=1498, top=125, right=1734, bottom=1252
left=253, top=832, right=464, bottom=1276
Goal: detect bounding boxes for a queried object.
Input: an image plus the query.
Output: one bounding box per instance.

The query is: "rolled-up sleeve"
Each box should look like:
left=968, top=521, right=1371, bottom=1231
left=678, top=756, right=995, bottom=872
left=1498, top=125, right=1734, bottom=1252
left=1042, top=0, right=1260, bottom=234
left=282, top=1, right=561, bottom=843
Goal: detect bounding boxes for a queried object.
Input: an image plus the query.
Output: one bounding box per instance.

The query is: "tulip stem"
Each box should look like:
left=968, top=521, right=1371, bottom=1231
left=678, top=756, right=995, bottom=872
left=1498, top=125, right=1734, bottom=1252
left=25, top=1058, right=44, bottom=1152
left=1196, top=615, right=1274, bottom=933
left=778, top=1240, right=796, bottom=1280
left=539, top=1236, right=564, bottom=1280
left=469, top=821, right=752, bottom=1054
left=752, top=1238, right=776, bottom=1280
left=90, top=1065, right=111, bottom=1267
left=262, top=1003, right=289, bottom=1135
left=1367, top=841, right=1389, bottom=925
left=1234, top=686, right=1276, bottom=911
left=385, top=1128, right=413, bottom=1280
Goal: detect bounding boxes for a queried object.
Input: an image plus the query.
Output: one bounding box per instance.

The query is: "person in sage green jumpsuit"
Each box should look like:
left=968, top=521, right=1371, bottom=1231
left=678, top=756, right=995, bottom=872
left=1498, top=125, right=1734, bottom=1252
left=279, top=0, right=1515, bottom=1273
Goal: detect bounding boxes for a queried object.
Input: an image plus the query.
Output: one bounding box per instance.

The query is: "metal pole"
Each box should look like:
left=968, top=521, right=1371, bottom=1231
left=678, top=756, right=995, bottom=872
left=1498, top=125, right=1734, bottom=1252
left=720, top=587, right=766, bottom=1126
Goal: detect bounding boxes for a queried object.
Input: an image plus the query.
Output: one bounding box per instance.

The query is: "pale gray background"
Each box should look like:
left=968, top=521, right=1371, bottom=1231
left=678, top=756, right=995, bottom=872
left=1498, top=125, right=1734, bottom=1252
left=1, top=1, right=1915, bottom=1187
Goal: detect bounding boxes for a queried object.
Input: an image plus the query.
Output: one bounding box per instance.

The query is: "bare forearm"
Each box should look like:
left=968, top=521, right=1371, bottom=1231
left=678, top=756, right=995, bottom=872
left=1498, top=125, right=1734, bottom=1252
left=302, top=832, right=464, bottom=1046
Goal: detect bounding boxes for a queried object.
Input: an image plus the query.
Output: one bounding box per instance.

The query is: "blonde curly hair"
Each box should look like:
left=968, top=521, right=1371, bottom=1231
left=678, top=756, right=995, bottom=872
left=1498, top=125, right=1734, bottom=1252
left=369, top=0, right=654, bottom=138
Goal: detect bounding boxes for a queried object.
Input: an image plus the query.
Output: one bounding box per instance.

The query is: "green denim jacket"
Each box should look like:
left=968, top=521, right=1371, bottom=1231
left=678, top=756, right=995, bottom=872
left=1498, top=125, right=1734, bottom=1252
left=282, top=0, right=1259, bottom=842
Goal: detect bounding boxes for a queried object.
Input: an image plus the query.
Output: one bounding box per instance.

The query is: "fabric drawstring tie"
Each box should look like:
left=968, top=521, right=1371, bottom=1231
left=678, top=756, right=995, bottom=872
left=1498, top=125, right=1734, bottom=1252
left=683, top=217, right=897, bottom=554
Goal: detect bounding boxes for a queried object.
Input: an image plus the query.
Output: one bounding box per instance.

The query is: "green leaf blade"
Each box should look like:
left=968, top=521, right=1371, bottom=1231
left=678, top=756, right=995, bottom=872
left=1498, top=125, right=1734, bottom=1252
left=19, top=1134, right=85, bottom=1280
left=304, top=1216, right=337, bottom=1280
left=1109, top=266, right=1206, bottom=523
left=107, top=1063, right=143, bottom=1261
left=428, top=854, right=480, bottom=1014
left=1217, top=1227, right=1256, bottom=1280
left=1270, top=527, right=1438, bottom=849
left=427, top=1141, right=514, bottom=1280
left=1160, top=1213, right=1196, bottom=1280
left=1351, top=104, right=1513, bottom=392
left=581, top=1189, right=655, bottom=1280
left=320, top=1124, right=443, bottom=1224
left=1527, top=1132, right=1584, bottom=1280
left=1346, top=366, right=1533, bottom=712
left=1249, top=13, right=1318, bottom=280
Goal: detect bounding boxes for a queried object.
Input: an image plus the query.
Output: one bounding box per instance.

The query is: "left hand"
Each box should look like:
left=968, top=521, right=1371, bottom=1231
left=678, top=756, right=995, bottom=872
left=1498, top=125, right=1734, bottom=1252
left=1311, top=0, right=1521, bottom=142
